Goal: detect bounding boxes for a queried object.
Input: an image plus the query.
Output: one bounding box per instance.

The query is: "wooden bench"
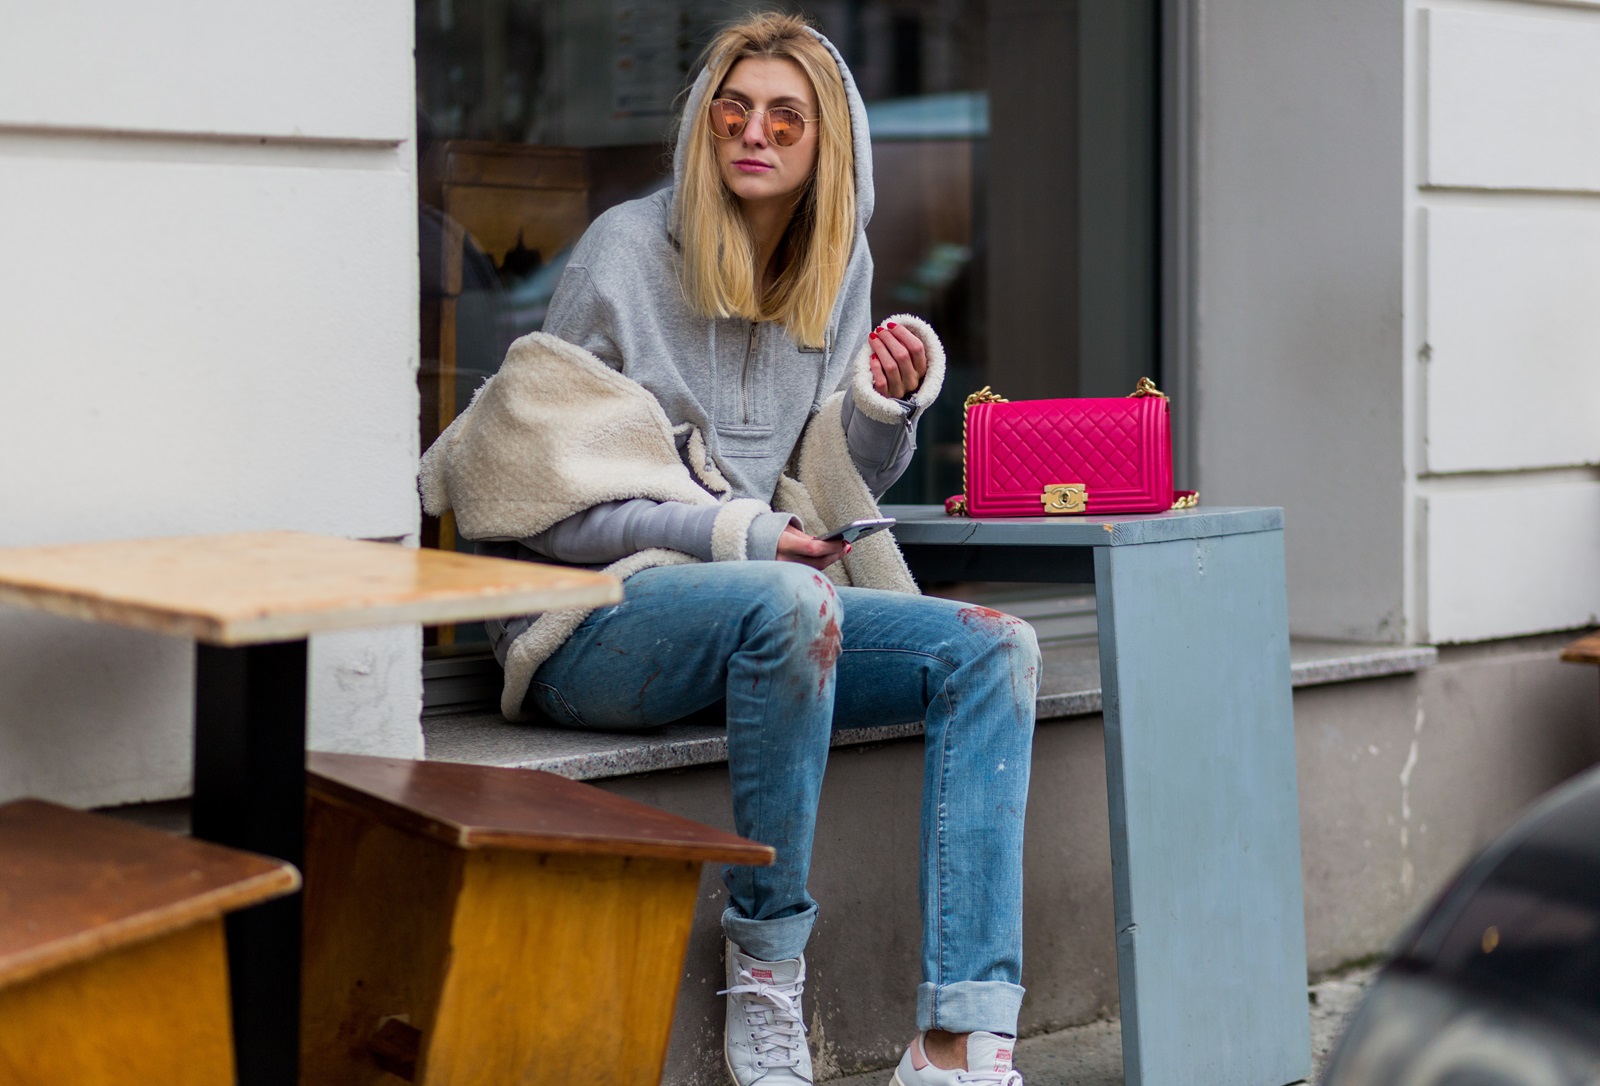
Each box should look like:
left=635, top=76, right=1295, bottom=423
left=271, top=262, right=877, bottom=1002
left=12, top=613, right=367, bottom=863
left=299, top=752, right=773, bottom=1086
left=0, top=798, right=297, bottom=1085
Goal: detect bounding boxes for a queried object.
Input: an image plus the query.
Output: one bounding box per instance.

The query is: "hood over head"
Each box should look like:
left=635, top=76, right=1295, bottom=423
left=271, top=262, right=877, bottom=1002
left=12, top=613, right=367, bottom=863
left=672, top=23, right=874, bottom=236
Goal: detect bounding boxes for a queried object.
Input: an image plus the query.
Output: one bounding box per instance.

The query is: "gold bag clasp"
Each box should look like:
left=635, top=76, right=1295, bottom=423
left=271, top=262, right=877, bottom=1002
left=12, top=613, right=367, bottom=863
left=1042, top=484, right=1087, bottom=514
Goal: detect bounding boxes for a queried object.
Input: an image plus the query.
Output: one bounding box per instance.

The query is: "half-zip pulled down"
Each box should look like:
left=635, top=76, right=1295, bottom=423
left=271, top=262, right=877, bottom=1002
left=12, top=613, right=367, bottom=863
left=742, top=321, right=758, bottom=423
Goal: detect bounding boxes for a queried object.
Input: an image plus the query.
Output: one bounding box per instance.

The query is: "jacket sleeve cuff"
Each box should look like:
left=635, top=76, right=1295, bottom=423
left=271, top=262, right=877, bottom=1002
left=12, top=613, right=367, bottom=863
left=711, top=499, right=772, bottom=562
left=746, top=511, right=801, bottom=562
left=848, top=312, right=946, bottom=425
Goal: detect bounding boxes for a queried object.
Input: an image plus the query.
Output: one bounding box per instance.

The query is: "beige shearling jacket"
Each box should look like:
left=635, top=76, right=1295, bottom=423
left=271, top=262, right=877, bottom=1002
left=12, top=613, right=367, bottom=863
left=419, top=321, right=943, bottom=719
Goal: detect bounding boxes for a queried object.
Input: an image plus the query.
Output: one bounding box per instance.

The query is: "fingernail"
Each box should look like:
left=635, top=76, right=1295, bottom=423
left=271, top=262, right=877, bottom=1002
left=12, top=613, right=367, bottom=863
left=844, top=543, right=853, bottom=553
left=886, top=321, right=897, bottom=328
left=869, top=332, right=878, bottom=340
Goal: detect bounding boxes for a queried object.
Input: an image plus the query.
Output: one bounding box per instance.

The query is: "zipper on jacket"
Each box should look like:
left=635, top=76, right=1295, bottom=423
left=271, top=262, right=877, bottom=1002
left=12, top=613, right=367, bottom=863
left=880, top=403, right=916, bottom=472
left=741, top=321, right=758, bottom=423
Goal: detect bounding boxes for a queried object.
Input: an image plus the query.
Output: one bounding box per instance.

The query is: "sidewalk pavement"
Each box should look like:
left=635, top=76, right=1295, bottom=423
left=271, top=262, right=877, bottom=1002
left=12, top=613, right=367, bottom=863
left=823, top=966, right=1378, bottom=1086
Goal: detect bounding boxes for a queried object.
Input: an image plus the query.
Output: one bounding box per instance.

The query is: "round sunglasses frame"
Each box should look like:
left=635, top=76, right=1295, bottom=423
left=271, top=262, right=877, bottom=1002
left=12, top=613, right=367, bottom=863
left=707, top=98, right=818, bottom=147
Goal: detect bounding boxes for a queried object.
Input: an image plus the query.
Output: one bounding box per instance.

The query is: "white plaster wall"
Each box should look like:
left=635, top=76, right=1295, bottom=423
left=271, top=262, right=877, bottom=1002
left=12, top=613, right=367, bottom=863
left=1423, top=481, right=1600, bottom=642
left=1422, top=205, right=1600, bottom=473
left=0, top=6, right=421, bottom=806
left=1193, top=0, right=1409, bottom=641
left=1414, top=0, right=1600, bottom=642
left=1424, top=7, right=1600, bottom=193
left=0, top=0, right=411, bottom=142
left=2, top=148, right=418, bottom=540
left=1196, top=0, right=1600, bottom=645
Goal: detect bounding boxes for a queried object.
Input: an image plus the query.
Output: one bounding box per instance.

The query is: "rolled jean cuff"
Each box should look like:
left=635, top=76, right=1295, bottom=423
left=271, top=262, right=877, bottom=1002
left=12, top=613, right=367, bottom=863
left=917, top=981, right=1026, bottom=1035
left=722, top=903, right=818, bottom=963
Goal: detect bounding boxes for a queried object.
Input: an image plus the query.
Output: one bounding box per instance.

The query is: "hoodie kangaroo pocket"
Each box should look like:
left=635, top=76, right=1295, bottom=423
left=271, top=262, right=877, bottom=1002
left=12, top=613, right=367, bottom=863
left=715, top=424, right=779, bottom=459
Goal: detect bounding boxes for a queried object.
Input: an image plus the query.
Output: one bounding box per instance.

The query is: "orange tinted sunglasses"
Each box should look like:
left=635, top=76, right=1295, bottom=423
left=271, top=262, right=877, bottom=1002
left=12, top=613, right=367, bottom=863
left=708, top=99, right=817, bottom=147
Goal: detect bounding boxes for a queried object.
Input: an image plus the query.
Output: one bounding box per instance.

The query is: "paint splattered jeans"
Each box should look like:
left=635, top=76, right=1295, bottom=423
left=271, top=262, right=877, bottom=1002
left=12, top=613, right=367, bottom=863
left=526, top=560, right=1039, bottom=1035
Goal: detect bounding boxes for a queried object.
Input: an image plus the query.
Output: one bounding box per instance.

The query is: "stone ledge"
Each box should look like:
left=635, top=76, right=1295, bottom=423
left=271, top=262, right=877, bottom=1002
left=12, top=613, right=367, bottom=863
left=423, top=639, right=1438, bottom=781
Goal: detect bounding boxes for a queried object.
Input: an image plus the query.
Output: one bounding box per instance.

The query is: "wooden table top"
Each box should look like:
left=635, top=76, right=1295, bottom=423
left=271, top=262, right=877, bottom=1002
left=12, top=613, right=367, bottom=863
left=0, top=532, right=622, bottom=645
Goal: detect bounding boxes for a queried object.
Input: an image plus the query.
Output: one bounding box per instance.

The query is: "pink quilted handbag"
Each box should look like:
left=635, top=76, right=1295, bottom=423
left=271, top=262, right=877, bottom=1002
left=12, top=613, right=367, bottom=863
left=946, top=378, right=1197, bottom=517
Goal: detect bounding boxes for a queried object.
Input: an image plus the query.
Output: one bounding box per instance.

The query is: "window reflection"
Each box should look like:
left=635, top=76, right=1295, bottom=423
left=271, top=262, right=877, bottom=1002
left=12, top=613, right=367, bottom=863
left=415, top=0, right=1157, bottom=512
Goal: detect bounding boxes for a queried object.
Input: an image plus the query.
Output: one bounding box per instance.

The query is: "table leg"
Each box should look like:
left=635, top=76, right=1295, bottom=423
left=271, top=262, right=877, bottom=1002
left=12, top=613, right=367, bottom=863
left=194, top=640, right=307, bottom=1086
left=1094, top=530, right=1310, bottom=1086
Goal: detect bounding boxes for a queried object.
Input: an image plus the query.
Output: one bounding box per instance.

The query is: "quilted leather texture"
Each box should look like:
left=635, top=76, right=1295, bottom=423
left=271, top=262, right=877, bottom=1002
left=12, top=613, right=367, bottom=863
left=965, top=396, right=1173, bottom=515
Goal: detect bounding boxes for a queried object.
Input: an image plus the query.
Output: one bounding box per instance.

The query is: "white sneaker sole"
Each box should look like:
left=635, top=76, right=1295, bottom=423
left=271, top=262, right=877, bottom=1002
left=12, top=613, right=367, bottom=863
left=729, top=1050, right=816, bottom=1086
left=890, top=1070, right=910, bottom=1086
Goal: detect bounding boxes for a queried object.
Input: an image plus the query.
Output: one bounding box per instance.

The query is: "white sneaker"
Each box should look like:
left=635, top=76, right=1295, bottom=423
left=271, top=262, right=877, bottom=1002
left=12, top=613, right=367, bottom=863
left=721, top=940, right=813, bottom=1086
left=891, top=1031, right=1023, bottom=1086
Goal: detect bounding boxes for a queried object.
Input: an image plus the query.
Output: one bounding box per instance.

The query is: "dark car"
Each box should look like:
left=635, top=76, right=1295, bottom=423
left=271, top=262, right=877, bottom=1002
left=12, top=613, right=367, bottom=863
left=1324, top=764, right=1600, bottom=1085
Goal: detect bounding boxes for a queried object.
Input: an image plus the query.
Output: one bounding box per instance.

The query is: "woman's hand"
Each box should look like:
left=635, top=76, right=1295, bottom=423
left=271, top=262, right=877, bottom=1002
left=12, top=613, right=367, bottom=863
left=868, top=322, right=928, bottom=399
left=776, top=525, right=848, bottom=570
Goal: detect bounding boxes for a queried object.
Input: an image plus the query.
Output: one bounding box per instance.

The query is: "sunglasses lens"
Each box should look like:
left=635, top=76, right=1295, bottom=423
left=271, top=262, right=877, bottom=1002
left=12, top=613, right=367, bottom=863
left=767, top=107, right=805, bottom=146
left=709, top=100, right=748, bottom=138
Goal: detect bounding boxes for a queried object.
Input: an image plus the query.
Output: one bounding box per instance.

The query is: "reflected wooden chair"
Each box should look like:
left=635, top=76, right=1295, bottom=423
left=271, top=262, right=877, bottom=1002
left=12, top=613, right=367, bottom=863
left=0, top=799, right=297, bottom=1085
left=299, top=752, right=773, bottom=1086
left=420, top=141, right=592, bottom=558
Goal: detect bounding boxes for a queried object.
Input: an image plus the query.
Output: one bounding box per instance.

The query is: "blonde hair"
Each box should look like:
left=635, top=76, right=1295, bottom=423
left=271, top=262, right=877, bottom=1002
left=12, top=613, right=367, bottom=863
left=675, top=12, right=856, bottom=349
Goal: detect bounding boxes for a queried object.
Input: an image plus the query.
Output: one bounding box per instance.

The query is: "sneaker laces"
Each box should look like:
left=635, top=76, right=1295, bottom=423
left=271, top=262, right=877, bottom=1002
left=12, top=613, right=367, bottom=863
left=719, top=967, right=807, bottom=1069
left=955, top=1072, right=1024, bottom=1086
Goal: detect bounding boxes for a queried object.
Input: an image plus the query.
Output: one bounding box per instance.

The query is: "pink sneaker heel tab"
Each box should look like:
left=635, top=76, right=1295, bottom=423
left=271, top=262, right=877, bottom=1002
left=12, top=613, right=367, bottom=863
left=909, top=1034, right=930, bottom=1071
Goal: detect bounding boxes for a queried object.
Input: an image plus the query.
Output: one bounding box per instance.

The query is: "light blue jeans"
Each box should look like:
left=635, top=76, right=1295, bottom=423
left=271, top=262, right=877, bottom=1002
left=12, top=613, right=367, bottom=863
left=527, top=561, right=1039, bottom=1035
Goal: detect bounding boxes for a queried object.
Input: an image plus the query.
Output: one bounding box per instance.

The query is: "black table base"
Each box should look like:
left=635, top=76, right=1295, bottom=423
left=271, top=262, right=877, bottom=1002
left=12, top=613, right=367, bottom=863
left=193, top=640, right=307, bottom=1086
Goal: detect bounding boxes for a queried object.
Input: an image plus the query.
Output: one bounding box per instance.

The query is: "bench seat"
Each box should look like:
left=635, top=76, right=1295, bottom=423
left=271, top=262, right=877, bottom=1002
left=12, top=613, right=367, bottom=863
left=299, top=752, right=771, bottom=1086
left=0, top=799, right=297, bottom=1085
left=424, top=637, right=1438, bottom=779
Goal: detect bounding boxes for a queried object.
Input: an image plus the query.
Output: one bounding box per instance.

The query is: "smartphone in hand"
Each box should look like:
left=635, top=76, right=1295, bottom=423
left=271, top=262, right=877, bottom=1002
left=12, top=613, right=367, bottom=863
left=817, top=517, right=896, bottom=544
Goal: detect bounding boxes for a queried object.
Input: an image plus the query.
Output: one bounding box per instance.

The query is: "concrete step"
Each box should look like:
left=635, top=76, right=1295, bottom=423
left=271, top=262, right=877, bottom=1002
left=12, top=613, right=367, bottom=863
left=417, top=639, right=1436, bottom=1085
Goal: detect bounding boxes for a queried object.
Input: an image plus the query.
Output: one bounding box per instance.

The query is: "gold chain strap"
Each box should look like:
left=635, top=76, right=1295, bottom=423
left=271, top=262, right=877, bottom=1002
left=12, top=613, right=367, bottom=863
left=1130, top=376, right=1168, bottom=399
left=1133, top=379, right=1199, bottom=507
left=964, top=386, right=1011, bottom=408
left=950, top=387, right=1010, bottom=515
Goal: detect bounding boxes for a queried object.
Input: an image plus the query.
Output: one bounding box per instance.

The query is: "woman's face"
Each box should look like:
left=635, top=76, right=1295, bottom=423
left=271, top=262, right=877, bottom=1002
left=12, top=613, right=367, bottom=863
left=713, top=56, right=820, bottom=215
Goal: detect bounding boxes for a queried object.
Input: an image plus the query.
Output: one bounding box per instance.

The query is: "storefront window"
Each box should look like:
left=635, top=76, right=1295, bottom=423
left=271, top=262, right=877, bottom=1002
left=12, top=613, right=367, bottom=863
left=415, top=0, right=1158, bottom=674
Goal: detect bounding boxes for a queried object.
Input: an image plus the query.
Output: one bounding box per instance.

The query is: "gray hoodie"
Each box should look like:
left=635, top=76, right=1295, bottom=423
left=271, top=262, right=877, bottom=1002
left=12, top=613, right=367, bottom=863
left=523, top=25, right=928, bottom=567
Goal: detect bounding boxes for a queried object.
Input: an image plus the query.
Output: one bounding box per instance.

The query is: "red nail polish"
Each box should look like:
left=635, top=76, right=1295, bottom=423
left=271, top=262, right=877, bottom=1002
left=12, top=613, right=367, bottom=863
left=844, top=543, right=853, bottom=553
left=869, top=332, right=878, bottom=339
left=886, top=321, right=897, bottom=328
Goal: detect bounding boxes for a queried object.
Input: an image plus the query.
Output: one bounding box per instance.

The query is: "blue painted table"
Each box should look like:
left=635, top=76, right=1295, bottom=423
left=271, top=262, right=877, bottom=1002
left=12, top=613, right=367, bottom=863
left=883, top=504, right=1312, bottom=1086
